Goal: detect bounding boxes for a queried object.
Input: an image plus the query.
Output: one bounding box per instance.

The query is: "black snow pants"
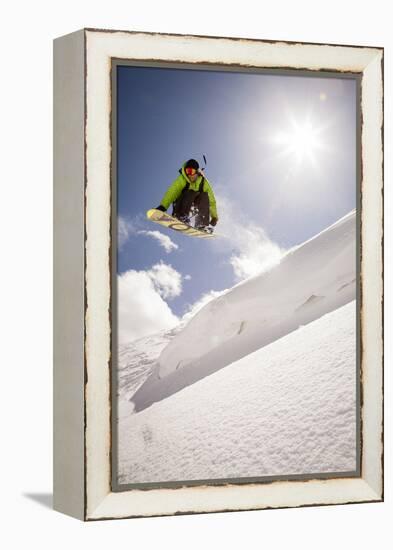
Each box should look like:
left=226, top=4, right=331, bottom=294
left=172, top=189, right=210, bottom=226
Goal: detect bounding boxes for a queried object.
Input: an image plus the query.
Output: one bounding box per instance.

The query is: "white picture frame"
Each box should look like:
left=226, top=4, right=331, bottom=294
left=53, top=28, right=383, bottom=521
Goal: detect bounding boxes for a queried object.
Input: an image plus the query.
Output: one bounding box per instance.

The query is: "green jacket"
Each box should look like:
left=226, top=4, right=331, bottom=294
left=160, top=165, right=218, bottom=219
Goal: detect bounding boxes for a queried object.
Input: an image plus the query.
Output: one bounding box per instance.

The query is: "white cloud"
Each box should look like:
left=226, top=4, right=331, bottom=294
left=138, top=230, right=178, bottom=253
left=118, top=216, right=134, bottom=249
left=229, top=224, right=283, bottom=280
left=117, top=262, right=182, bottom=345
left=146, top=262, right=182, bottom=299
left=215, top=193, right=284, bottom=281
left=118, top=216, right=179, bottom=254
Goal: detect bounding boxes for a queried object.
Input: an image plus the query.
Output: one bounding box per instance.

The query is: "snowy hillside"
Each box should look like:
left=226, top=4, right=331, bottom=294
left=131, top=210, right=356, bottom=412
left=118, top=301, right=357, bottom=484
left=117, top=325, right=182, bottom=403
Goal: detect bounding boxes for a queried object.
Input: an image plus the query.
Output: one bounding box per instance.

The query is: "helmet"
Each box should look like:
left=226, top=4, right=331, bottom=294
left=184, top=159, right=199, bottom=170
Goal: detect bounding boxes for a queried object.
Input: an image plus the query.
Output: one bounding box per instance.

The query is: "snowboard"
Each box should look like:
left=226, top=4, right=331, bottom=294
left=146, top=209, right=215, bottom=238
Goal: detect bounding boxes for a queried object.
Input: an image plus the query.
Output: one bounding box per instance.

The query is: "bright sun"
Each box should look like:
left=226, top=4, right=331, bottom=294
left=273, top=119, right=324, bottom=164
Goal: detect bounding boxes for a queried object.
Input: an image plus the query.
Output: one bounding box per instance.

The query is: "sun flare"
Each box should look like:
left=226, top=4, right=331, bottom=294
left=273, top=118, right=324, bottom=164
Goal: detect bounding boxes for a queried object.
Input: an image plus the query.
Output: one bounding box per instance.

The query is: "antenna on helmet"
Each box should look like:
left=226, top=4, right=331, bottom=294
left=199, top=154, right=207, bottom=174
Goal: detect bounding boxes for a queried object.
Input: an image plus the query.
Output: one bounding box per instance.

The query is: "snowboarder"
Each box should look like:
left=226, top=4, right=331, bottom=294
left=155, top=159, right=218, bottom=231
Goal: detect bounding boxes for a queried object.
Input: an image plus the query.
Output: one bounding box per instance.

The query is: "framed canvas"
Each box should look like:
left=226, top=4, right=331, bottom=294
left=53, top=28, right=384, bottom=521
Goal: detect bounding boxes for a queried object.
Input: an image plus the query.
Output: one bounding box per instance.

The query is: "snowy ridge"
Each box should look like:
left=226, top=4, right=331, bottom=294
left=131, top=210, right=356, bottom=412
left=119, top=301, right=357, bottom=484
left=117, top=317, right=193, bottom=403
left=117, top=327, right=179, bottom=402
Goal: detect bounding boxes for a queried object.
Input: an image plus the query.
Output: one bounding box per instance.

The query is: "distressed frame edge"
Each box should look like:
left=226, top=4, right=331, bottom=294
left=87, top=479, right=381, bottom=521
left=359, top=47, right=384, bottom=500
left=83, top=29, right=383, bottom=521
left=53, top=29, right=86, bottom=520
left=83, top=26, right=384, bottom=52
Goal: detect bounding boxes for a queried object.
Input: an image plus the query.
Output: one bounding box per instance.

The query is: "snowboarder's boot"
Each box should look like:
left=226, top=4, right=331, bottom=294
left=195, top=224, right=214, bottom=234
left=178, top=214, right=191, bottom=225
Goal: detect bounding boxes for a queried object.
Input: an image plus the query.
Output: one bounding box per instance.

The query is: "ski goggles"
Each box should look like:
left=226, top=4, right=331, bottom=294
left=185, top=167, right=198, bottom=176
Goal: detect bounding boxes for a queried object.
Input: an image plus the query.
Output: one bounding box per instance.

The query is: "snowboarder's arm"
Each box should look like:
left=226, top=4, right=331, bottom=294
left=159, top=176, right=186, bottom=210
left=204, top=179, right=218, bottom=220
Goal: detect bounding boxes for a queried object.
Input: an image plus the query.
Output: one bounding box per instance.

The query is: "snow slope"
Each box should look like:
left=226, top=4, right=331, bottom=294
left=117, top=322, right=194, bottom=420
left=118, top=301, right=357, bottom=484
left=117, top=325, right=181, bottom=402
left=132, top=210, right=356, bottom=411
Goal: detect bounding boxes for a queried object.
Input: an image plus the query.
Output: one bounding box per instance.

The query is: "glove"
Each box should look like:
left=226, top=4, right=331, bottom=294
left=155, top=205, right=166, bottom=212
left=210, top=217, right=218, bottom=226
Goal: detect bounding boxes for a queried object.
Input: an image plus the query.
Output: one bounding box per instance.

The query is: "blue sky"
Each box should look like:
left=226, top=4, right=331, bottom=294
left=116, top=64, right=357, bottom=340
